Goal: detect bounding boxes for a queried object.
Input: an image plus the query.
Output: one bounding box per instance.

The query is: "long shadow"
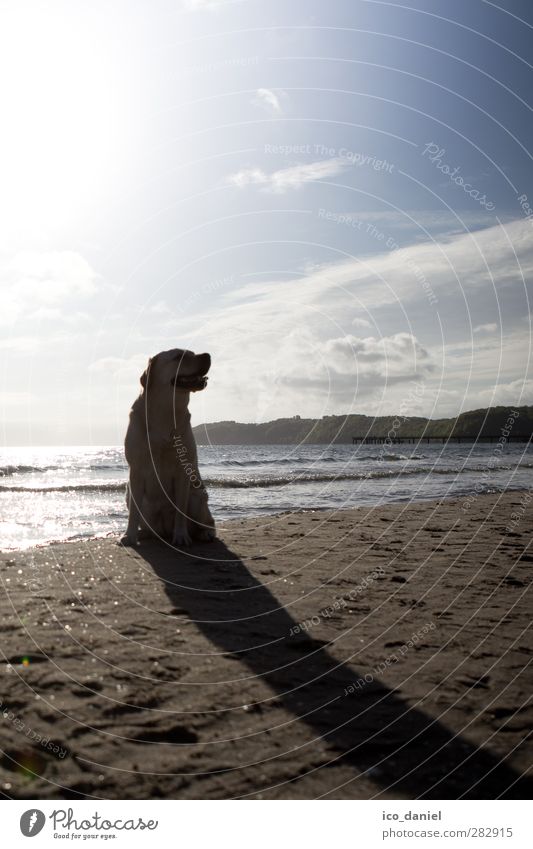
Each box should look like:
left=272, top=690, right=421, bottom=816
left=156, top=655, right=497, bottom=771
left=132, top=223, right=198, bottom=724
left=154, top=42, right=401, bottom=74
left=137, top=538, right=531, bottom=799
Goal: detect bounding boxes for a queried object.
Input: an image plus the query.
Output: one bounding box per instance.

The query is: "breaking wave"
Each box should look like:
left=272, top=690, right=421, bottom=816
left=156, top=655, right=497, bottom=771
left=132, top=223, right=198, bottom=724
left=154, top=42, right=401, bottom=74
left=1, top=461, right=531, bottom=493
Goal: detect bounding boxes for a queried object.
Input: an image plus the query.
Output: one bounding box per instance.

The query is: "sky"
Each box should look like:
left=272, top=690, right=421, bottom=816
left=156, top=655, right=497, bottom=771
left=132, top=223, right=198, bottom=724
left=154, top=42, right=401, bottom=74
left=0, top=0, right=532, bottom=444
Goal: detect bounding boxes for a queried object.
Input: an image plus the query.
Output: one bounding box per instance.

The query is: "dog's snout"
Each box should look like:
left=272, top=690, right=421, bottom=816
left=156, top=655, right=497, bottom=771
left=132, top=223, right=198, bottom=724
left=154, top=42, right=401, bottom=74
left=198, top=352, right=211, bottom=374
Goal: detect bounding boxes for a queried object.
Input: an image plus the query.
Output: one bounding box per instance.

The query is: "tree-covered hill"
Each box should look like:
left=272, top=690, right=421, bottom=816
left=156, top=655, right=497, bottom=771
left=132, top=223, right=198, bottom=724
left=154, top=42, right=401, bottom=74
left=193, top=405, right=532, bottom=444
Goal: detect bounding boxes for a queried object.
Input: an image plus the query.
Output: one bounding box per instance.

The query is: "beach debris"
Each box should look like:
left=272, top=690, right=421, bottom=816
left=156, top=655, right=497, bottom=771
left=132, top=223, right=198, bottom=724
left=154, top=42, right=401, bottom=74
left=502, top=576, right=525, bottom=587
left=2, top=653, right=48, bottom=668
left=457, top=674, right=491, bottom=689
left=134, top=725, right=197, bottom=744
left=0, top=746, right=48, bottom=779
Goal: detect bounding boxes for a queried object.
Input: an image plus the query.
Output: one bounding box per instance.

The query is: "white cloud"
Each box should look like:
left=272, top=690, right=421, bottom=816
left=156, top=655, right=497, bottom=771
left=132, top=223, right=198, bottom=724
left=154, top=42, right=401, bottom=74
left=476, top=378, right=533, bottom=407
left=323, top=333, right=431, bottom=378
left=7, top=250, right=99, bottom=301
left=11, top=220, right=523, bottom=434
left=227, top=218, right=533, bottom=311
left=167, top=285, right=436, bottom=419
left=226, top=157, right=348, bottom=193
left=88, top=354, right=147, bottom=383
left=149, top=300, right=169, bottom=315
left=474, top=322, right=498, bottom=334
left=0, top=250, right=101, bottom=325
left=162, top=218, right=531, bottom=421
left=253, top=88, right=284, bottom=114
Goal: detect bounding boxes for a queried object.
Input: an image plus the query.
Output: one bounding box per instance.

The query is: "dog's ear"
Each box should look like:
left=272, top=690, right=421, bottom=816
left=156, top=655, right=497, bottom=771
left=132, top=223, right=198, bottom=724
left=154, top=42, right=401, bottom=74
left=140, top=357, right=152, bottom=390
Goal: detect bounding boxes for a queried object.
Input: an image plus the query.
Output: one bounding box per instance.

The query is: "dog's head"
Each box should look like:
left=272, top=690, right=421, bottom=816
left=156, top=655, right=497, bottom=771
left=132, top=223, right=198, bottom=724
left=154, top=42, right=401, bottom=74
left=140, top=349, right=211, bottom=394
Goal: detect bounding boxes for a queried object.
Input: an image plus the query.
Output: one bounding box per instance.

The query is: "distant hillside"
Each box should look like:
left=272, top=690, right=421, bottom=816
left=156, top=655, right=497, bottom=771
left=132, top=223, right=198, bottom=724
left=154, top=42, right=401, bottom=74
left=193, top=405, right=533, bottom=445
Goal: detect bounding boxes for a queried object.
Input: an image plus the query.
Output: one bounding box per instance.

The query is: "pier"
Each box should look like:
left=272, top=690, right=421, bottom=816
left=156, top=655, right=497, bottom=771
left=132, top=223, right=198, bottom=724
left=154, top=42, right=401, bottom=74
left=351, top=435, right=532, bottom=445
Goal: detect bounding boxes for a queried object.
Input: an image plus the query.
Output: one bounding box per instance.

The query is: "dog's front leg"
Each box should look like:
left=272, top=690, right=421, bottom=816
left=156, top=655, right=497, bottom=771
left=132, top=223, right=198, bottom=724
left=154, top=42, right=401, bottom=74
left=120, top=473, right=144, bottom=546
left=188, top=483, right=216, bottom=542
left=171, top=477, right=192, bottom=547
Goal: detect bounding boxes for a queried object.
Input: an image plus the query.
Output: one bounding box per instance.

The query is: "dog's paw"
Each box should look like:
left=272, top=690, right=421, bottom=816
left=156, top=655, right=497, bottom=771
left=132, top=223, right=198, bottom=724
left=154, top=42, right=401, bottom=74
left=118, top=534, right=137, bottom=547
left=172, top=529, right=192, bottom=547
left=195, top=528, right=216, bottom=543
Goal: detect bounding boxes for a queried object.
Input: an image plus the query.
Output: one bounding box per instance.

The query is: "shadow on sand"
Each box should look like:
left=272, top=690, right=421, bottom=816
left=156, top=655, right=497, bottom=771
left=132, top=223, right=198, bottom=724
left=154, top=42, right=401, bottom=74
left=137, top=537, right=531, bottom=799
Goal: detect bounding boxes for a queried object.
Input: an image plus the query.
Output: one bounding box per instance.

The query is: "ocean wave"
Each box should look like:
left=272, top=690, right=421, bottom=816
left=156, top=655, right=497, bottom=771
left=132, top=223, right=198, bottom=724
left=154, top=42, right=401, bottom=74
left=214, top=455, right=341, bottom=466
left=0, top=463, right=128, bottom=477
left=0, top=464, right=61, bottom=476
left=0, top=461, right=531, bottom=493
left=0, top=482, right=127, bottom=493
left=203, top=470, right=444, bottom=488
left=358, top=453, right=412, bottom=461
left=206, top=463, right=533, bottom=488
left=89, top=463, right=127, bottom=471
left=214, top=453, right=423, bottom=465
left=207, top=452, right=447, bottom=467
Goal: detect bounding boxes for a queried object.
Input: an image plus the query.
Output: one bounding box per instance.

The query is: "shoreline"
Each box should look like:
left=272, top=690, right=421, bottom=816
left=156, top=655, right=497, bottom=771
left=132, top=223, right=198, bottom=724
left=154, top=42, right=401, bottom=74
left=0, top=492, right=531, bottom=799
left=2, top=483, right=532, bottom=555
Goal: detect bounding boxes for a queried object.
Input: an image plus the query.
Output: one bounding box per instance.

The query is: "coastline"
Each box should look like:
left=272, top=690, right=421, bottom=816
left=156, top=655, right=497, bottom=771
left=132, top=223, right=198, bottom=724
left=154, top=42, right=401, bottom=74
left=0, top=492, right=531, bottom=799
left=2, top=441, right=532, bottom=550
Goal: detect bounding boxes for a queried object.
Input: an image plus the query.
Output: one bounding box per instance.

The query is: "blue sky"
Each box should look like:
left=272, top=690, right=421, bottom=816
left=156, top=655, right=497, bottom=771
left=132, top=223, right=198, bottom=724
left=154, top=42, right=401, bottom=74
left=1, top=0, right=532, bottom=443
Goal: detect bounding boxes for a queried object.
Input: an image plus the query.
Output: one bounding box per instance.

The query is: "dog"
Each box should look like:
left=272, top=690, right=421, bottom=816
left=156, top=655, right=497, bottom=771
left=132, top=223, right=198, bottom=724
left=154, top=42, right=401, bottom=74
left=120, top=348, right=216, bottom=547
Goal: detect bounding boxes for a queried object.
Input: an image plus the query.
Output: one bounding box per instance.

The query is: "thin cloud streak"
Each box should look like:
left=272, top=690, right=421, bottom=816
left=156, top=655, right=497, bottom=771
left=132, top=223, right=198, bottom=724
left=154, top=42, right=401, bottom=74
left=226, top=158, right=349, bottom=193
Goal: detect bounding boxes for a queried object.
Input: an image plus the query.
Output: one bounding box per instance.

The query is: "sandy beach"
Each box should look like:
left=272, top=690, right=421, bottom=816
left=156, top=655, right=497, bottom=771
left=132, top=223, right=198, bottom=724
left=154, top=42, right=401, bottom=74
left=0, top=491, right=531, bottom=800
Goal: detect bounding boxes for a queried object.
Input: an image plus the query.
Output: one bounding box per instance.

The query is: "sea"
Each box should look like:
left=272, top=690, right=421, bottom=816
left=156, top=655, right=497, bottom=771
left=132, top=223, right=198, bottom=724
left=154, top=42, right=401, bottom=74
left=0, top=442, right=531, bottom=550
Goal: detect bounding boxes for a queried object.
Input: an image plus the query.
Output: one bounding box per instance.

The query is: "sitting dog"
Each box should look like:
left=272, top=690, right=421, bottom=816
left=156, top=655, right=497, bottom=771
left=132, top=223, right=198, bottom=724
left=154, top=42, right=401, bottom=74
left=121, top=348, right=216, bottom=547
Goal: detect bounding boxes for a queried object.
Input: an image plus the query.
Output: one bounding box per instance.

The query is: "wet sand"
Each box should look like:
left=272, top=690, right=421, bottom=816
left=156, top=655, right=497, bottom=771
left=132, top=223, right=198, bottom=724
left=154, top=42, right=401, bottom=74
left=0, top=492, right=531, bottom=799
